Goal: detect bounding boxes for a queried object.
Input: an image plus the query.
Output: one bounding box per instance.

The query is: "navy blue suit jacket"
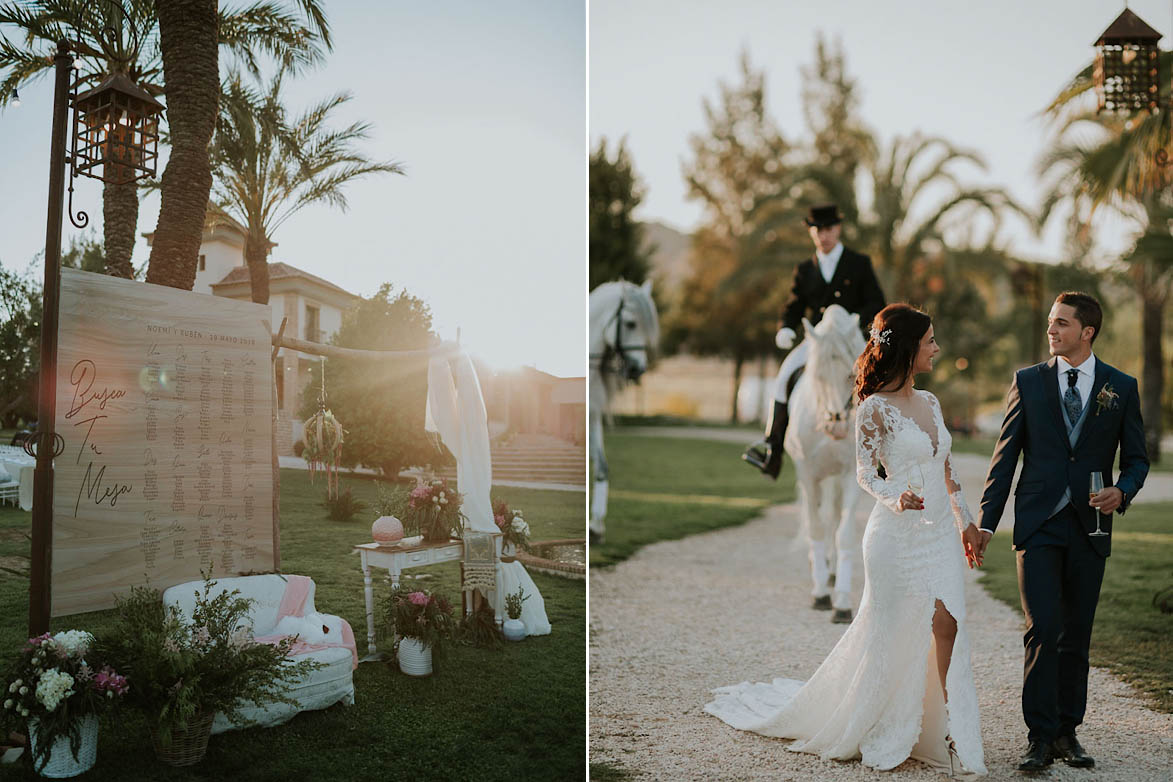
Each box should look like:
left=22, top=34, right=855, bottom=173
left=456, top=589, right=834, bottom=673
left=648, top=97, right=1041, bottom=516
left=978, top=356, right=1149, bottom=557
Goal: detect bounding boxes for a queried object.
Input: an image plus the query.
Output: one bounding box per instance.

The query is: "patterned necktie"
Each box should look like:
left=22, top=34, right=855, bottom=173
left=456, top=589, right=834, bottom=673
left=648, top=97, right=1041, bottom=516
left=1064, top=368, right=1082, bottom=425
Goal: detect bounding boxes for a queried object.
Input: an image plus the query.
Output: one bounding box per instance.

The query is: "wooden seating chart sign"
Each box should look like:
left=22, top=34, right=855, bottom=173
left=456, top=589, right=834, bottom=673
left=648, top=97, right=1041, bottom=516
left=52, top=268, right=274, bottom=616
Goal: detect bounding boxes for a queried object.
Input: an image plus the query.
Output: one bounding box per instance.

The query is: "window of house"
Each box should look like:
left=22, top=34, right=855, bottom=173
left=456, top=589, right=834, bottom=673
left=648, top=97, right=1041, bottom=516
left=305, top=305, right=321, bottom=342
left=198, top=254, right=206, bottom=271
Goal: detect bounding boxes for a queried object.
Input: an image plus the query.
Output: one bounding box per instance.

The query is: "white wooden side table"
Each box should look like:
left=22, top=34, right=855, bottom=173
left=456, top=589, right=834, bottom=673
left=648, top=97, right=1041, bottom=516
left=353, top=536, right=502, bottom=660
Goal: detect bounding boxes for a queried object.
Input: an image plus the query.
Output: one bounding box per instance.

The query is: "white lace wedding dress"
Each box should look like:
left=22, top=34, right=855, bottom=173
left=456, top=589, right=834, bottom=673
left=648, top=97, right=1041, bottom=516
left=705, top=390, right=986, bottom=776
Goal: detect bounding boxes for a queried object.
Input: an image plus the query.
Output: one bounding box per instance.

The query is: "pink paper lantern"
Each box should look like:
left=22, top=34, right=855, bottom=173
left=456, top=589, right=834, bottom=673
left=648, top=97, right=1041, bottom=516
left=372, top=516, right=404, bottom=543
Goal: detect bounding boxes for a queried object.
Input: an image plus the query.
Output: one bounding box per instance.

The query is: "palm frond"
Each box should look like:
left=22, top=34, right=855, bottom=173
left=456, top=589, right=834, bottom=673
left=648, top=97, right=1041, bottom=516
left=219, top=2, right=326, bottom=76
left=903, top=142, right=987, bottom=206
left=210, top=66, right=402, bottom=243
left=903, top=188, right=1023, bottom=256
left=1040, top=63, right=1095, bottom=119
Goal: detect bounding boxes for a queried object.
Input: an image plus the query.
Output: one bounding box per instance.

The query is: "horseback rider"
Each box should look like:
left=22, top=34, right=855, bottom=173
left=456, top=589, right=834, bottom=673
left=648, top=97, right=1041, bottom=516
left=746, top=203, right=886, bottom=479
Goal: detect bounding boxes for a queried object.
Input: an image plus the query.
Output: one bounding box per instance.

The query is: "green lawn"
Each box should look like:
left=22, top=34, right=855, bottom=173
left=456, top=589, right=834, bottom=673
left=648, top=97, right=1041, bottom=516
left=977, top=502, right=1173, bottom=713
left=611, top=414, right=762, bottom=432
left=0, top=469, right=585, bottom=780
left=947, top=435, right=998, bottom=460
left=590, top=430, right=796, bottom=567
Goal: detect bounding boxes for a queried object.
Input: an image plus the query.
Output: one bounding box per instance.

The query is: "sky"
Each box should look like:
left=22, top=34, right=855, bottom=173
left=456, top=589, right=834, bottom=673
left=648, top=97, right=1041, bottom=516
left=590, top=0, right=1163, bottom=263
left=0, top=1, right=585, bottom=378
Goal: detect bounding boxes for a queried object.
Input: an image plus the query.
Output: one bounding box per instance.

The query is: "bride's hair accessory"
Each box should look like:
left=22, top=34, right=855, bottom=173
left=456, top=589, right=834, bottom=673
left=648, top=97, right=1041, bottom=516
left=854, top=304, right=932, bottom=401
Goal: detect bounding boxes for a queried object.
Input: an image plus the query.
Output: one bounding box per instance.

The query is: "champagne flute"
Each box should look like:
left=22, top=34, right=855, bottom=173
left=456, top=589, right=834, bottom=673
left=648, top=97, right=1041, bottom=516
left=908, top=462, right=930, bottom=525
left=1089, top=471, right=1110, bottom=537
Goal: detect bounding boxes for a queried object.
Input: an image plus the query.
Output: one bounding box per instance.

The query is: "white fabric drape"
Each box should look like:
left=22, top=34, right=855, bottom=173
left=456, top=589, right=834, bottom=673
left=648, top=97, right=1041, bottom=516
left=425, top=352, right=494, bottom=533
left=425, top=348, right=551, bottom=636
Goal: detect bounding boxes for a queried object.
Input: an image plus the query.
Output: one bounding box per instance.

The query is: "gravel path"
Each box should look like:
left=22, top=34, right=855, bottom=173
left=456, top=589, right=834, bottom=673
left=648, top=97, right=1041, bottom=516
left=589, top=461, right=1173, bottom=780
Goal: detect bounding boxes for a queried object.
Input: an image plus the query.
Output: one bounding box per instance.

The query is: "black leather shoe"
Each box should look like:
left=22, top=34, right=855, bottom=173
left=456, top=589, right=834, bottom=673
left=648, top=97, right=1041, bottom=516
left=1016, top=741, right=1052, bottom=773
left=1052, top=734, right=1094, bottom=768
left=811, top=595, right=832, bottom=610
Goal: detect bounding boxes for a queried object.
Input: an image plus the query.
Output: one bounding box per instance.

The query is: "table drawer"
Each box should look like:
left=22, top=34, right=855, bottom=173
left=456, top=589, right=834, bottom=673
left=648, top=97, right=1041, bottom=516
left=405, top=550, right=431, bottom=565
left=433, top=546, right=462, bottom=562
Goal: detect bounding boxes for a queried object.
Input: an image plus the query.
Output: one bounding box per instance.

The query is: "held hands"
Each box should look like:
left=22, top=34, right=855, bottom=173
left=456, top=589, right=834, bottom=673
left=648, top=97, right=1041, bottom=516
left=1090, top=487, right=1124, bottom=514
left=961, top=523, right=987, bottom=569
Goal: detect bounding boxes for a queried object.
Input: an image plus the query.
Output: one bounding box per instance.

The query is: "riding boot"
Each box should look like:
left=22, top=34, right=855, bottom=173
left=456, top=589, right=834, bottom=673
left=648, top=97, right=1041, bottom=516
left=761, top=400, right=788, bottom=480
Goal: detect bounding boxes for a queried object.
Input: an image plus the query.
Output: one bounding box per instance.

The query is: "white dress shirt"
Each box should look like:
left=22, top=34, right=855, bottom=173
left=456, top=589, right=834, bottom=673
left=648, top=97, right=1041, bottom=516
left=816, top=242, right=844, bottom=284
left=980, top=352, right=1098, bottom=537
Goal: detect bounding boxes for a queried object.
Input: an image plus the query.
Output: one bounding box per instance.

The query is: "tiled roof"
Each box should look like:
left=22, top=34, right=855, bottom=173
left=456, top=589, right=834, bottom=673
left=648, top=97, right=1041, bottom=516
left=211, top=262, right=358, bottom=300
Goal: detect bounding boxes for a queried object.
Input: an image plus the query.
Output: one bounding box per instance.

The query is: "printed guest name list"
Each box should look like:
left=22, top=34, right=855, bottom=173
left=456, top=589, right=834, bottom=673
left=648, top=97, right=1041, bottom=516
left=51, top=269, right=274, bottom=617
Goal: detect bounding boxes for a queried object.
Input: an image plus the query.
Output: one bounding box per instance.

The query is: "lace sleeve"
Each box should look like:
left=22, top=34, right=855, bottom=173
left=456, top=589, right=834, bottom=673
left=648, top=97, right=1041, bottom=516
left=926, top=392, right=976, bottom=534
left=856, top=396, right=904, bottom=513
left=945, top=455, right=976, bottom=535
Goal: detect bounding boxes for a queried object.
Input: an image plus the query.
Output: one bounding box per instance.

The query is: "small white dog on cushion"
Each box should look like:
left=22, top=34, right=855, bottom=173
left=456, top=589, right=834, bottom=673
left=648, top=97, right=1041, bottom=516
left=271, top=611, right=345, bottom=645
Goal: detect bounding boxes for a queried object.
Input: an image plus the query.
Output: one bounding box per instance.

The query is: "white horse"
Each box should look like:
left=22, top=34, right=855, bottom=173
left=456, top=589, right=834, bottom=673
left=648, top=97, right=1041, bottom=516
left=588, top=280, right=659, bottom=544
left=784, top=304, right=867, bottom=623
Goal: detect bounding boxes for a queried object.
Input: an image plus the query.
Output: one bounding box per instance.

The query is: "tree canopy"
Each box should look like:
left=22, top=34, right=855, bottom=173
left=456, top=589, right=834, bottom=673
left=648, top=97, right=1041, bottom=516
left=298, top=283, right=445, bottom=480
left=589, top=137, right=653, bottom=290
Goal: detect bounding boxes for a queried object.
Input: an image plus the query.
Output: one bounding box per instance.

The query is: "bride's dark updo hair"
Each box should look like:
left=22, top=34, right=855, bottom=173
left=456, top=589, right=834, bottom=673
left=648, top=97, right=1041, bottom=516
left=854, top=303, right=932, bottom=401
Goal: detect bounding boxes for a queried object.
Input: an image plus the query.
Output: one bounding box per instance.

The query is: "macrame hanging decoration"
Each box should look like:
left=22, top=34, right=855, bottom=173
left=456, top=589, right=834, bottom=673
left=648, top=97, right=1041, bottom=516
left=302, top=358, right=345, bottom=499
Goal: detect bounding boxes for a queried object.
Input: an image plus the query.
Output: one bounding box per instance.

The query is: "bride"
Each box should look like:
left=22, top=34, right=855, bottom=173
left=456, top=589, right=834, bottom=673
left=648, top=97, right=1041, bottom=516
left=705, top=303, right=987, bottom=777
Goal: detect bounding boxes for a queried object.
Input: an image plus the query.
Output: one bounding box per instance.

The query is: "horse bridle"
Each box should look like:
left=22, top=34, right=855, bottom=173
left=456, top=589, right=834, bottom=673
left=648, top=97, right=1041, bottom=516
left=814, top=370, right=857, bottom=432
left=821, top=392, right=856, bottom=425
left=590, top=292, right=650, bottom=381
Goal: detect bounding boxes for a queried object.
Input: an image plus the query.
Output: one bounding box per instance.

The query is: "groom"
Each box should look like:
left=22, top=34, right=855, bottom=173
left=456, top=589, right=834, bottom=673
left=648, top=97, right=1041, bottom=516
left=964, top=292, right=1148, bottom=773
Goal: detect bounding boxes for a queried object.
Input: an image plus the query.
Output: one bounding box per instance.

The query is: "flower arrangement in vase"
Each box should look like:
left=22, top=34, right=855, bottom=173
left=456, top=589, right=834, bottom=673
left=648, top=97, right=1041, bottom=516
left=406, top=478, right=466, bottom=542
left=0, top=630, right=128, bottom=776
left=492, top=498, right=531, bottom=557
left=384, top=587, right=457, bottom=675
left=385, top=587, right=456, bottom=653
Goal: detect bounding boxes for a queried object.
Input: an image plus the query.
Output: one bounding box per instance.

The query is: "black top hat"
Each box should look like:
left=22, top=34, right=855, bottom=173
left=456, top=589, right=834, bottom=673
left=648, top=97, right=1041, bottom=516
left=805, top=204, right=843, bottom=227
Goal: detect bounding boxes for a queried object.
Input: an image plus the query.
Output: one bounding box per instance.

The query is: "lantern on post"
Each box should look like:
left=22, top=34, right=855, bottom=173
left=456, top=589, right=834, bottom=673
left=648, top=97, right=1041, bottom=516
left=25, top=5, right=161, bottom=636
left=71, top=71, right=163, bottom=185
left=1093, top=8, right=1162, bottom=115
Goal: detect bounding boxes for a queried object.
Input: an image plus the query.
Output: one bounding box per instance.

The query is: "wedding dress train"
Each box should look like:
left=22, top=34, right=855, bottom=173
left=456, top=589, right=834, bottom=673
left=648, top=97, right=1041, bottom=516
left=705, top=390, right=986, bottom=775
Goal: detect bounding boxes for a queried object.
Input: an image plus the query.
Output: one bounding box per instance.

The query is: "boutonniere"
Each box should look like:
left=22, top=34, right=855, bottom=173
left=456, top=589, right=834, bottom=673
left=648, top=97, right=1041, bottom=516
left=1095, top=383, right=1119, bottom=416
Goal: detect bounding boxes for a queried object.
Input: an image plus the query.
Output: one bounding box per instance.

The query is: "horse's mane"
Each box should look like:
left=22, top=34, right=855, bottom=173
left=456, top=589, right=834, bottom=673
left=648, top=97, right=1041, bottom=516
left=811, top=306, right=865, bottom=368
left=800, top=306, right=866, bottom=425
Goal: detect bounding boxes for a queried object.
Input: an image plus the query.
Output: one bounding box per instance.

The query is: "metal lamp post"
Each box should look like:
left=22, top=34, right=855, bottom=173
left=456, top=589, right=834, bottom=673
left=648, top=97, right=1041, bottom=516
left=27, top=34, right=163, bottom=635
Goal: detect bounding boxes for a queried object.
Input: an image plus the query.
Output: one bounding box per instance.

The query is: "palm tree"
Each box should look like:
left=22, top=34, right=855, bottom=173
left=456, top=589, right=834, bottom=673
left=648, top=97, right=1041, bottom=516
left=803, top=133, right=1026, bottom=301
left=145, top=0, right=219, bottom=291
left=147, top=0, right=330, bottom=291
left=0, top=0, right=329, bottom=281
left=208, top=69, right=404, bottom=304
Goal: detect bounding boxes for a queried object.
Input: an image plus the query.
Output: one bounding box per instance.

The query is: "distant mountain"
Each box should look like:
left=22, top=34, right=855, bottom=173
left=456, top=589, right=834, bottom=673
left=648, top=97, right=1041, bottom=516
left=640, top=220, right=691, bottom=296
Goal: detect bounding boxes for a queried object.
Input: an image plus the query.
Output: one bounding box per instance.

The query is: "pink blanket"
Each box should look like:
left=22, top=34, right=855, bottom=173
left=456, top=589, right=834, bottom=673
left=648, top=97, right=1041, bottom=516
left=254, top=575, right=358, bottom=669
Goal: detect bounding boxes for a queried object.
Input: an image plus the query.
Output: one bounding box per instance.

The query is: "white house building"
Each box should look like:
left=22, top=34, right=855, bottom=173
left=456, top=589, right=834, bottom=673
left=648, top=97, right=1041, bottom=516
left=144, top=215, right=360, bottom=455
